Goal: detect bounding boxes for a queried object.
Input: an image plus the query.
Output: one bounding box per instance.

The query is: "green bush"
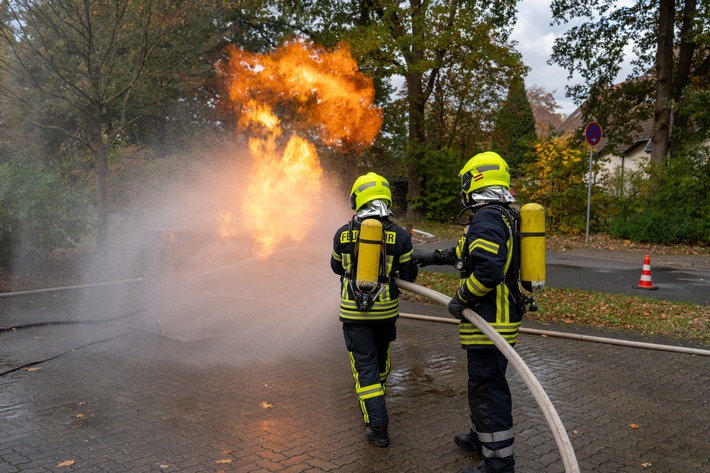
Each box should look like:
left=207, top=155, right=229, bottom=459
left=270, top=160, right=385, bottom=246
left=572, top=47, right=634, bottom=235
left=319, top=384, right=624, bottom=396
left=608, top=146, right=710, bottom=244
left=411, top=147, right=463, bottom=222
left=609, top=207, right=708, bottom=244
left=0, top=155, right=92, bottom=268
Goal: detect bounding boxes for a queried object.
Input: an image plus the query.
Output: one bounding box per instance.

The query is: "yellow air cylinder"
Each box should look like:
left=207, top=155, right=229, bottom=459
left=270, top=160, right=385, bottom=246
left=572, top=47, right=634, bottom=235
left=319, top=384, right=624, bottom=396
left=520, top=203, right=546, bottom=291
left=355, top=218, right=383, bottom=293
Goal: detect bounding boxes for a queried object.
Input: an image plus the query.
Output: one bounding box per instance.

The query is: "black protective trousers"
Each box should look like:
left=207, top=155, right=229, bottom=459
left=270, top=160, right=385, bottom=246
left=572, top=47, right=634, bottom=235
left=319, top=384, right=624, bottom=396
left=342, top=321, right=396, bottom=428
left=467, top=348, right=516, bottom=473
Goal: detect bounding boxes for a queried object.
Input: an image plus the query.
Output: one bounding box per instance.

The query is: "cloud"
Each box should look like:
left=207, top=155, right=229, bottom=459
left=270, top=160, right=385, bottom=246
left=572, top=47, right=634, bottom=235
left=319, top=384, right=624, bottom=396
left=512, top=0, right=637, bottom=117
left=512, top=0, right=580, bottom=116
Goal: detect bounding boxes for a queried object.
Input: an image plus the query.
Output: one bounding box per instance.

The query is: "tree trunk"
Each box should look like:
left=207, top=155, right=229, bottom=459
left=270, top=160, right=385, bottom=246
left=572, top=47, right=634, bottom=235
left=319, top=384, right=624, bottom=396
left=91, top=121, right=109, bottom=254
left=405, top=71, right=426, bottom=221
left=651, top=0, right=674, bottom=171
left=669, top=0, right=697, bottom=156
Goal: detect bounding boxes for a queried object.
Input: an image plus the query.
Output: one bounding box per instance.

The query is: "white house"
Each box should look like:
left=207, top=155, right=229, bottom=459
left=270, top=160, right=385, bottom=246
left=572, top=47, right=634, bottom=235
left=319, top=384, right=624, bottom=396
left=555, top=106, right=653, bottom=194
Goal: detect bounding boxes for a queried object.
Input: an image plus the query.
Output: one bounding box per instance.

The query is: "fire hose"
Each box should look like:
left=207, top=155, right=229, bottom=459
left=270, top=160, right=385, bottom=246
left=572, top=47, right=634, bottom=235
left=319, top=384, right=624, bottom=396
left=395, top=278, right=581, bottom=473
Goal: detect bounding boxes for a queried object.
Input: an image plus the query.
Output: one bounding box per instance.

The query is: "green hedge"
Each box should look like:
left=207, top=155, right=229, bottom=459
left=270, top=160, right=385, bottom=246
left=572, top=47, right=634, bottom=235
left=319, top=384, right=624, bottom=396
left=0, top=155, right=91, bottom=268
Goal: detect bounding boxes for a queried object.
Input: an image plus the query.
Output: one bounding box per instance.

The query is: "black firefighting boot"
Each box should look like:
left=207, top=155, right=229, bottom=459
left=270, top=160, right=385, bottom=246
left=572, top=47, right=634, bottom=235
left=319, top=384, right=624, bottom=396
left=461, top=461, right=487, bottom=473
left=365, top=425, right=390, bottom=448
left=454, top=431, right=483, bottom=456
left=461, top=457, right=515, bottom=473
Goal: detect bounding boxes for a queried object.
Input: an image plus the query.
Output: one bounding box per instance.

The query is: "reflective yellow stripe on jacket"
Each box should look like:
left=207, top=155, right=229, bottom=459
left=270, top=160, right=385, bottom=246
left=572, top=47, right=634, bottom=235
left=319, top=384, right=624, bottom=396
left=459, top=320, right=522, bottom=345
left=339, top=298, right=399, bottom=321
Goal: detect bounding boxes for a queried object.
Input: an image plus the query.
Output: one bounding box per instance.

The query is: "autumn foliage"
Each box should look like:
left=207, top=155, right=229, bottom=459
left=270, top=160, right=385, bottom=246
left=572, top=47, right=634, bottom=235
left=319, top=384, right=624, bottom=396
left=517, top=134, right=609, bottom=234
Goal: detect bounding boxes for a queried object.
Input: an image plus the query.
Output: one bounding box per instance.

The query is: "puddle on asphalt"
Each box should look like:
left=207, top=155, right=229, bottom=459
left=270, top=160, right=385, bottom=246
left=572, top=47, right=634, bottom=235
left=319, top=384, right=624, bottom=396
left=0, top=400, right=29, bottom=420
left=388, top=352, right=460, bottom=398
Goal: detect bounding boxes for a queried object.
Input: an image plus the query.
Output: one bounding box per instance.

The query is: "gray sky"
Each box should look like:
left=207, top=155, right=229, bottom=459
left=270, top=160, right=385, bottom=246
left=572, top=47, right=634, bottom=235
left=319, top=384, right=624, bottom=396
left=512, top=0, right=580, bottom=117
left=512, top=0, right=636, bottom=118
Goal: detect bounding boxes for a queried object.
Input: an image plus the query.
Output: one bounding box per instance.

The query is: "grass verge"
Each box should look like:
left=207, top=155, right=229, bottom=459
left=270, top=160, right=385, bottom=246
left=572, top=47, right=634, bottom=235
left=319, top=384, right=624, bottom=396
left=403, top=271, right=710, bottom=344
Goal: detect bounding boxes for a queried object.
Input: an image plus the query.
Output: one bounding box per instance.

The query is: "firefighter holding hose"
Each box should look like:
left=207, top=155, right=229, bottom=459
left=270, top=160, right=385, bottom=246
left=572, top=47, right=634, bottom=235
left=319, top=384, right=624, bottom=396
left=330, top=172, right=418, bottom=448
left=414, top=152, right=525, bottom=473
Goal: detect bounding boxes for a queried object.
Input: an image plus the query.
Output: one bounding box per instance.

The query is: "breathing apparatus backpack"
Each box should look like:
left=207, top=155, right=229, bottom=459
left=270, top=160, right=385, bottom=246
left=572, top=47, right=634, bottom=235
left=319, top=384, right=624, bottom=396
left=348, top=217, right=391, bottom=311
left=457, top=203, right=546, bottom=314
left=508, top=203, right=546, bottom=313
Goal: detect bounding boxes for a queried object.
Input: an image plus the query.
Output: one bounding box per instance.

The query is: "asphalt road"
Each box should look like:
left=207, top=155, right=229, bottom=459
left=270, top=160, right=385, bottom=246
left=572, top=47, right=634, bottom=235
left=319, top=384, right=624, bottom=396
left=413, top=240, right=710, bottom=306
left=546, top=252, right=710, bottom=305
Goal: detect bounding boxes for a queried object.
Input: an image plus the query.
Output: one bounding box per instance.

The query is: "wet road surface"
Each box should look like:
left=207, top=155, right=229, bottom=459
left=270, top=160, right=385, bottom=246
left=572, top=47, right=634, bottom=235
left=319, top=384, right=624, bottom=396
left=1, top=286, right=708, bottom=473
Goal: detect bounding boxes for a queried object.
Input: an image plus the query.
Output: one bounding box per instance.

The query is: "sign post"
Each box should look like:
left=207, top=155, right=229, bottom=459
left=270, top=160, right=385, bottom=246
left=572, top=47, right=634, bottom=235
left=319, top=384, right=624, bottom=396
left=584, top=122, right=602, bottom=244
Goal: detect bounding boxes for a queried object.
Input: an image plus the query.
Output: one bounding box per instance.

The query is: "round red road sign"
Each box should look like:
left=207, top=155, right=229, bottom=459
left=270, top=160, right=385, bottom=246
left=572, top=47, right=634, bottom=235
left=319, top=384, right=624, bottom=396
left=585, top=121, right=602, bottom=146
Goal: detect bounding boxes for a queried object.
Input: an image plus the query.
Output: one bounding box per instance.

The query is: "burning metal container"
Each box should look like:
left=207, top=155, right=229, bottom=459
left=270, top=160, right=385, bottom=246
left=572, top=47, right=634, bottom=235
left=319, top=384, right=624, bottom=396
left=142, top=228, right=219, bottom=342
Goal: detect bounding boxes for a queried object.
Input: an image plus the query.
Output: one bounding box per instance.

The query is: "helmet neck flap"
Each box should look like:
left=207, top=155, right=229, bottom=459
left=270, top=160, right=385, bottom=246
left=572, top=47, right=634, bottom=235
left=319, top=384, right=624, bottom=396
left=462, top=185, right=516, bottom=207
left=357, top=199, right=393, bottom=218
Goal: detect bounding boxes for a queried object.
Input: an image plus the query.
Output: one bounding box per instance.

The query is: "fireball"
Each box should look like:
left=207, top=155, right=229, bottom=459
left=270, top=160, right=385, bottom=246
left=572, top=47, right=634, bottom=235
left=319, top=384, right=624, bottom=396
left=218, top=38, right=382, bottom=258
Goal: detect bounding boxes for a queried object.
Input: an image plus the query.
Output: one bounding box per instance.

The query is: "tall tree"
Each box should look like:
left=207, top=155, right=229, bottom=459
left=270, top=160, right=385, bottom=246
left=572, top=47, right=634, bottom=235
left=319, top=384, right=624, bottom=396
left=527, top=84, right=562, bottom=116
left=286, top=0, right=524, bottom=219
left=549, top=0, right=709, bottom=167
left=491, top=76, right=537, bottom=171
left=0, top=0, right=217, bottom=251
left=526, top=84, right=564, bottom=140
left=0, top=1, right=9, bottom=159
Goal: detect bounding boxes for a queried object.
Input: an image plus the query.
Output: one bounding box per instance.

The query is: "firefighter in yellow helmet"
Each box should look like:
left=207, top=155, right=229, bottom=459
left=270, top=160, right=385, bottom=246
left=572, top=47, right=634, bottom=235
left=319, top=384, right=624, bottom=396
left=330, top=172, right=418, bottom=448
left=414, top=152, right=520, bottom=473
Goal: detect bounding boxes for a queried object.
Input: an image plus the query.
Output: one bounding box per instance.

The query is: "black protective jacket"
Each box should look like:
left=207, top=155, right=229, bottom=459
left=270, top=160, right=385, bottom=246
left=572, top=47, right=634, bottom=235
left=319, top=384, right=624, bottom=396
left=454, top=205, right=522, bottom=348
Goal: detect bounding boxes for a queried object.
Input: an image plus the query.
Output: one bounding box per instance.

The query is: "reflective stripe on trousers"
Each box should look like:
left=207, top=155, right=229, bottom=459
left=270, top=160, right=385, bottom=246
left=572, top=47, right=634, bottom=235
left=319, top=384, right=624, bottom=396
left=467, top=348, right=515, bottom=468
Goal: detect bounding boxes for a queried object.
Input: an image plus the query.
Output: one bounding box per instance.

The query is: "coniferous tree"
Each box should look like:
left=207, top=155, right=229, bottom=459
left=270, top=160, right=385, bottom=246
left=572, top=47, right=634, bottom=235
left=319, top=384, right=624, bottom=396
left=491, top=77, right=537, bottom=173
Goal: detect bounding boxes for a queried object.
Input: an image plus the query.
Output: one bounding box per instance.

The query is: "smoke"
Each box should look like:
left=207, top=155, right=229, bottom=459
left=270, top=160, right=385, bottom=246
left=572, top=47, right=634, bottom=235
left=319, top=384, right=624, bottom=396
left=75, top=142, right=353, bottom=363
left=71, top=38, right=382, bottom=363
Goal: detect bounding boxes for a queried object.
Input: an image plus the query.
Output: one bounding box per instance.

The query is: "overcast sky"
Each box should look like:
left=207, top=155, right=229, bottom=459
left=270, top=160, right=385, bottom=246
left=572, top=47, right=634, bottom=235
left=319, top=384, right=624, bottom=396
left=511, top=0, right=582, bottom=117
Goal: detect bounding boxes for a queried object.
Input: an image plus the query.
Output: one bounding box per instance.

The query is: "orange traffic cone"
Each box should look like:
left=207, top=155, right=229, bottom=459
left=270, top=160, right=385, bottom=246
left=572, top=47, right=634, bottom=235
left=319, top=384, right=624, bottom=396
left=633, top=255, right=658, bottom=290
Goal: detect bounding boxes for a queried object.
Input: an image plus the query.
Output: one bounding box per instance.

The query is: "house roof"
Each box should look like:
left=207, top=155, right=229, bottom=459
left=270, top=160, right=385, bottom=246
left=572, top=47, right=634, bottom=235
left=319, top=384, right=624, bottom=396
left=555, top=105, right=655, bottom=156
left=532, top=105, right=563, bottom=139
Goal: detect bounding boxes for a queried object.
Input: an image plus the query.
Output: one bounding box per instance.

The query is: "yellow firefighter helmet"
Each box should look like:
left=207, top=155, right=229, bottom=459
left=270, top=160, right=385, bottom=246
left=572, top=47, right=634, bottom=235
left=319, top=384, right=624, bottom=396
left=459, top=151, right=511, bottom=200
left=350, top=172, right=392, bottom=211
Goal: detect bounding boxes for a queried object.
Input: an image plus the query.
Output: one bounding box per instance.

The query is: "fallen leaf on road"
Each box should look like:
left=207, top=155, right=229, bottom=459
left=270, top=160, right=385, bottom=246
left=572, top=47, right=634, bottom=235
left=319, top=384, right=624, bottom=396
left=216, top=459, right=232, bottom=464
left=630, top=423, right=640, bottom=429
left=25, top=367, right=40, bottom=372
left=57, top=460, right=75, bottom=467
left=641, top=462, right=652, bottom=468
left=261, top=402, right=273, bottom=408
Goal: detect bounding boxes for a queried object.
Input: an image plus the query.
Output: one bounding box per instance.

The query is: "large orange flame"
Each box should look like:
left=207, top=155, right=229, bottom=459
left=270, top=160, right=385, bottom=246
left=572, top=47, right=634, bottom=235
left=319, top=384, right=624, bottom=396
left=219, top=39, right=382, bottom=258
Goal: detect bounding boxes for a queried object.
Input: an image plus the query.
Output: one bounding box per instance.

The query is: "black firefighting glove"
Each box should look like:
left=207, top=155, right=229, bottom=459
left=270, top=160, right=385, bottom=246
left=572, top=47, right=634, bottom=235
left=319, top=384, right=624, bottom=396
left=448, top=291, right=468, bottom=320
left=412, top=249, right=436, bottom=267
left=448, top=289, right=480, bottom=320
left=412, top=248, right=456, bottom=267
